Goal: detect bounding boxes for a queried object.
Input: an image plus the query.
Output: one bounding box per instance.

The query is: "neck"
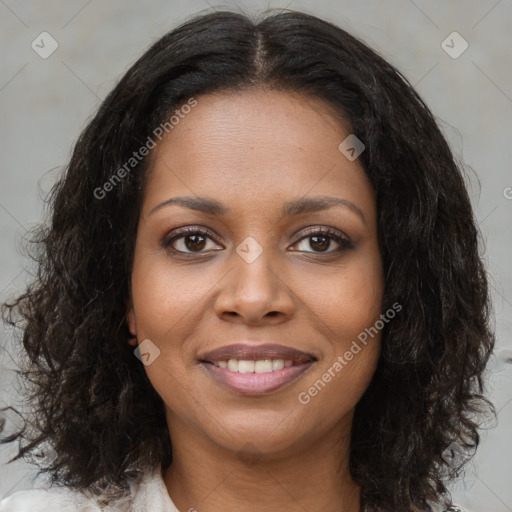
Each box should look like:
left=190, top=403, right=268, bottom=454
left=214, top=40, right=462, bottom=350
left=162, top=416, right=361, bottom=512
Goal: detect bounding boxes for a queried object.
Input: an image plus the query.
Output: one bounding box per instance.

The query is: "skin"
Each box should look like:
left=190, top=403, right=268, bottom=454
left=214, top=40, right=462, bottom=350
left=127, top=88, right=384, bottom=512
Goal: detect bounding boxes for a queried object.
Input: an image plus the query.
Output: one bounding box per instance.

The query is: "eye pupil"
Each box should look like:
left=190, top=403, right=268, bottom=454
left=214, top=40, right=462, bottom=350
left=185, top=234, right=206, bottom=251
left=310, top=235, right=329, bottom=252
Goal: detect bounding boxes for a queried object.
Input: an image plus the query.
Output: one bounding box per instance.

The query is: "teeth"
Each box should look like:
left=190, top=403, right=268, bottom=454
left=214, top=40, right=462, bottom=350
left=272, top=359, right=284, bottom=370
left=238, top=360, right=255, bottom=373
left=214, top=359, right=295, bottom=373
left=227, top=359, right=238, bottom=372
left=255, top=360, right=273, bottom=373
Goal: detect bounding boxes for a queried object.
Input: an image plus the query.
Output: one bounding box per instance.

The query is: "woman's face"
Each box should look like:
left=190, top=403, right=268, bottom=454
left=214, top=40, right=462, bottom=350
left=127, top=88, right=384, bottom=459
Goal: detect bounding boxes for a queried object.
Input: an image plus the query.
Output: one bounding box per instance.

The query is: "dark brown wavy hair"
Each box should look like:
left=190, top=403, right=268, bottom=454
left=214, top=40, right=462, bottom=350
left=1, top=8, right=495, bottom=511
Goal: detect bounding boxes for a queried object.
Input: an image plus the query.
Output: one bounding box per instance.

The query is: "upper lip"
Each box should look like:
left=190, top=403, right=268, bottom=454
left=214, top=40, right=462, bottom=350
left=199, top=343, right=316, bottom=364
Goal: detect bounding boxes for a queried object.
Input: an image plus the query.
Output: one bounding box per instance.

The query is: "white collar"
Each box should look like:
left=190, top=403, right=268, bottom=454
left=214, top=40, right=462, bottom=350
left=127, top=464, right=180, bottom=512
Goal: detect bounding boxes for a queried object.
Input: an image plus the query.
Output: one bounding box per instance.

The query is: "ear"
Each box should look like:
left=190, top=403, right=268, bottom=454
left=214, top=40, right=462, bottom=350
left=126, top=299, right=137, bottom=336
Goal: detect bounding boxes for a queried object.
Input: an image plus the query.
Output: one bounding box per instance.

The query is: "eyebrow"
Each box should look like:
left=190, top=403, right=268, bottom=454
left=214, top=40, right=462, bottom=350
left=149, top=195, right=366, bottom=224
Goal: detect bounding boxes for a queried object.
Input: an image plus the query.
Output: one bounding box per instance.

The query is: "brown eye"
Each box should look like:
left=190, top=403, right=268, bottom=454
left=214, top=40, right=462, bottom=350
left=292, top=227, right=353, bottom=254
left=162, top=227, right=222, bottom=255
left=180, top=233, right=207, bottom=252
left=307, top=235, right=331, bottom=252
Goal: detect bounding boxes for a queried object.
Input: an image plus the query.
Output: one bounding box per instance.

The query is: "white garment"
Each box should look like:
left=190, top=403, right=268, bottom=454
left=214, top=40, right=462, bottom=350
left=0, top=464, right=180, bottom=511
left=0, top=470, right=467, bottom=512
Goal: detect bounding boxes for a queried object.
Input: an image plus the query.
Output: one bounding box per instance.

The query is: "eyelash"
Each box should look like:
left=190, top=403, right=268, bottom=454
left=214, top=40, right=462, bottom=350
left=161, top=225, right=354, bottom=257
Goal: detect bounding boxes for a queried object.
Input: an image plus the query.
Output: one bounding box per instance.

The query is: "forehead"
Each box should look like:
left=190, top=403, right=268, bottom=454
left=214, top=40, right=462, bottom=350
left=143, top=88, right=375, bottom=221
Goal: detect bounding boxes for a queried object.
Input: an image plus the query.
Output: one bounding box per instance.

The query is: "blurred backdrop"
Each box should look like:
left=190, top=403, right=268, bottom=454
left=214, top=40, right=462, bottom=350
left=0, top=1, right=511, bottom=510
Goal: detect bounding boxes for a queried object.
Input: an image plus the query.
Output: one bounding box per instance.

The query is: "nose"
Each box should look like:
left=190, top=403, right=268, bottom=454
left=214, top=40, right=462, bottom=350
left=213, top=242, right=295, bottom=326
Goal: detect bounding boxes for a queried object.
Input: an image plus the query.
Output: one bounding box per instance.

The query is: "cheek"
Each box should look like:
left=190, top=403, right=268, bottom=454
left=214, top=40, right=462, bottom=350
left=301, top=249, right=382, bottom=405
left=130, top=254, right=211, bottom=334
left=307, top=252, right=383, bottom=344
left=297, top=343, right=379, bottom=437
left=297, top=263, right=383, bottom=420
left=128, top=255, right=205, bottom=399
left=130, top=256, right=203, bottom=410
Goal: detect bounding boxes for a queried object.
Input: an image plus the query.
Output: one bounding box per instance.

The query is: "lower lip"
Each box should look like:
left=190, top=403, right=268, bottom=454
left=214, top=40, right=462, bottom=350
left=201, top=361, right=315, bottom=395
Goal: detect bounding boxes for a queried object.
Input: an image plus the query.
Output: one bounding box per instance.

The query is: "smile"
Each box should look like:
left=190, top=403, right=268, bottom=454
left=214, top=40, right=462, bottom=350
left=198, top=342, right=318, bottom=394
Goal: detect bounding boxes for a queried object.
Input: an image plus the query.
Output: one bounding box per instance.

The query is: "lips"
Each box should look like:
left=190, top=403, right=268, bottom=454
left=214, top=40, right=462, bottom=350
left=198, top=343, right=316, bottom=365
left=198, top=343, right=317, bottom=395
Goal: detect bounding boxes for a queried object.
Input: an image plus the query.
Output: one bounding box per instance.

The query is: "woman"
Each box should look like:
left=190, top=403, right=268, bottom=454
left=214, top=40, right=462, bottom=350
left=0, top=8, right=494, bottom=512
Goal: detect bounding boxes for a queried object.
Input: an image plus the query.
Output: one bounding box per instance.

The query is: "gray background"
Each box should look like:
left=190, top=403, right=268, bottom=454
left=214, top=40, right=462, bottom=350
left=1, top=1, right=511, bottom=511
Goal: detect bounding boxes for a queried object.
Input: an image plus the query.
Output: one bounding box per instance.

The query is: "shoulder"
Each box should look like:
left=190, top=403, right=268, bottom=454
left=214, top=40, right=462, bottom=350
left=0, top=465, right=177, bottom=511
left=0, top=487, right=101, bottom=511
